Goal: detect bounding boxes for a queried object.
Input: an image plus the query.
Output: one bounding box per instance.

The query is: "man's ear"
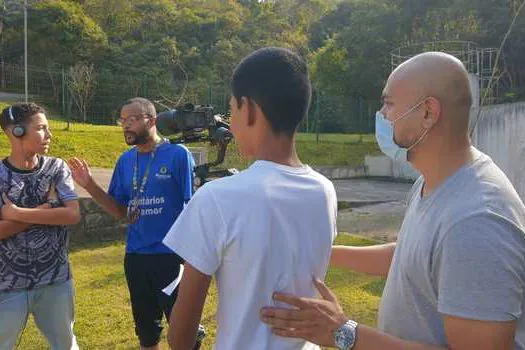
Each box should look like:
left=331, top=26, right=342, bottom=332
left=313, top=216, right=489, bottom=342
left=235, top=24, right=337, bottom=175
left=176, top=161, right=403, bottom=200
left=148, top=115, right=157, bottom=128
left=422, top=97, right=441, bottom=129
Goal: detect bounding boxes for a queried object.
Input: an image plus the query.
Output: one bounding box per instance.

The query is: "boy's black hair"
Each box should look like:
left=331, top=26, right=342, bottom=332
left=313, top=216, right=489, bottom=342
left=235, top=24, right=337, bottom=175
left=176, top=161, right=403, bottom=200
left=0, top=102, right=46, bottom=131
left=232, top=47, right=312, bottom=136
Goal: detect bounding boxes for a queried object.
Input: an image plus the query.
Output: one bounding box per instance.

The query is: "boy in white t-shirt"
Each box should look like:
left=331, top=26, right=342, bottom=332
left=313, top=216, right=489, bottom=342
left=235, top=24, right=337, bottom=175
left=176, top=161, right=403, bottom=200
left=163, top=47, right=338, bottom=350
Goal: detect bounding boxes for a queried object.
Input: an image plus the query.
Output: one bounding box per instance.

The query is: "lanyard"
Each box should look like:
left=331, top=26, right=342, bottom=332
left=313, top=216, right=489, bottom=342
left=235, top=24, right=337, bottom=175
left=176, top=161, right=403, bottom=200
left=131, top=139, right=167, bottom=199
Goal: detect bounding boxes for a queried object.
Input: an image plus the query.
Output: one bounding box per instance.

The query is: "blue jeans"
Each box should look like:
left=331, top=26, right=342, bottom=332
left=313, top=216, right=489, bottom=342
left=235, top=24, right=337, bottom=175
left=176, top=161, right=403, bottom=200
left=0, top=279, right=79, bottom=350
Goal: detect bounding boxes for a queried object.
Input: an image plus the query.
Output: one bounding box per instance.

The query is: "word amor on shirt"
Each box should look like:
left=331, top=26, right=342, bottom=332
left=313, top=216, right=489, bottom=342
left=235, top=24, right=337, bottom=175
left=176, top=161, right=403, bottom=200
left=129, top=196, right=166, bottom=216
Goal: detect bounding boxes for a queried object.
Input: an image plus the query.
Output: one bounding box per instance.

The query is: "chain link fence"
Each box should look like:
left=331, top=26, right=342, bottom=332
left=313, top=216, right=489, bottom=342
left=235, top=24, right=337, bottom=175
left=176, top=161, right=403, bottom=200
left=1, top=62, right=379, bottom=134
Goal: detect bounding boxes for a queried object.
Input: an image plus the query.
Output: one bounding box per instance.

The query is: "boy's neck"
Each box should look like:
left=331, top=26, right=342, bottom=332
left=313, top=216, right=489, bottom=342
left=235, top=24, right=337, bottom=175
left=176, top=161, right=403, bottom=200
left=8, top=151, right=39, bottom=171
left=254, top=134, right=303, bottom=167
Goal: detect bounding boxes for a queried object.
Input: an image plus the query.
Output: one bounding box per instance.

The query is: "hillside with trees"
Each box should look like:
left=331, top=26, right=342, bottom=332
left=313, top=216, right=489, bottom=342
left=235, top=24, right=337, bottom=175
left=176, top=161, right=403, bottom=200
left=1, top=0, right=523, bottom=131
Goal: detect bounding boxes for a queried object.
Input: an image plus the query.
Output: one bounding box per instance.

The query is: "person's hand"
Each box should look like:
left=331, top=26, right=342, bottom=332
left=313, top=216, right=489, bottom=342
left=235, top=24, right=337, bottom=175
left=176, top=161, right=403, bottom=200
left=1, top=193, right=20, bottom=220
left=37, top=202, right=52, bottom=209
left=68, top=158, right=93, bottom=189
left=48, top=182, right=58, bottom=201
left=260, top=278, right=349, bottom=347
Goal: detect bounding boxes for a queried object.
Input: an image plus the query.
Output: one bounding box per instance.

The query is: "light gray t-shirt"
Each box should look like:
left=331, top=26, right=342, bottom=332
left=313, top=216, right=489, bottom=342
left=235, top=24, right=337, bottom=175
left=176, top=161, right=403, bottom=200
left=378, top=149, right=525, bottom=348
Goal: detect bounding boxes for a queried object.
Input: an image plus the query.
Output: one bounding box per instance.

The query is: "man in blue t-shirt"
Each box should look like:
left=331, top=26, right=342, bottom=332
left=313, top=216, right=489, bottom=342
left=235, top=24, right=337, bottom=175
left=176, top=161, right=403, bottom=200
left=69, top=97, right=204, bottom=350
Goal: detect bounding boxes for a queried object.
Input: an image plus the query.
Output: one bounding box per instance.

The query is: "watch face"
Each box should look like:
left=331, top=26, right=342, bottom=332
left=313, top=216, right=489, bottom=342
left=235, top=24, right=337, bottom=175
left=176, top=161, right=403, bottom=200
left=335, top=321, right=357, bottom=349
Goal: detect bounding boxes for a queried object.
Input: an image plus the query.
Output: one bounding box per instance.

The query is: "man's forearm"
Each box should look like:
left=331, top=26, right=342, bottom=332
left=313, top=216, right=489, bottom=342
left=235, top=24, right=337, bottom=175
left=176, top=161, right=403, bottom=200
left=330, top=243, right=396, bottom=277
left=84, top=180, right=126, bottom=220
left=354, top=325, right=444, bottom=350
left=0, top=220, right=31, bottom=239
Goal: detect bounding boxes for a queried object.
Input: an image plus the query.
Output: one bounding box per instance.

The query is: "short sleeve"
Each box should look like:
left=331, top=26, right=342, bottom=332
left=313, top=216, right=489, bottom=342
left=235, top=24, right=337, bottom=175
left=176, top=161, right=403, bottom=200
left=175, top=145, right=195, bottom=204
left=435, top=214, right=525, bottom=321
left=0, top=176, right=5, bottom=209
left=0, top=168, right=11, bottom=211
left=108, top=157, right=129, bottom=207
left=55, top=159, right=78, bottom=202
left=163, top=184, right=225, bottom=276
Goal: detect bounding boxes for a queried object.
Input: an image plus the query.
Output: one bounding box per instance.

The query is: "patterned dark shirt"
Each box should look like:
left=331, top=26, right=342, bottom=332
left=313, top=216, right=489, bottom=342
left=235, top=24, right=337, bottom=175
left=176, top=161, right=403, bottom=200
left=0, top=156, right=78, bottom=292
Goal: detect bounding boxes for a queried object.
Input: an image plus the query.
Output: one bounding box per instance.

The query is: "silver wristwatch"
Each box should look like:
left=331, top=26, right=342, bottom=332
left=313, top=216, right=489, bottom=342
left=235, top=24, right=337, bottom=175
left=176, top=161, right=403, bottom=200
left=334, top=319, right=358, bottom=350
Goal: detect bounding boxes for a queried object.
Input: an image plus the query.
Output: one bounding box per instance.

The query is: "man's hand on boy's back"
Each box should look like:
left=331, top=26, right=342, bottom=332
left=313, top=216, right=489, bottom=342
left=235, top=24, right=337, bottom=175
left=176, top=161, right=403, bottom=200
left=261, top=278, right=347, bottom=347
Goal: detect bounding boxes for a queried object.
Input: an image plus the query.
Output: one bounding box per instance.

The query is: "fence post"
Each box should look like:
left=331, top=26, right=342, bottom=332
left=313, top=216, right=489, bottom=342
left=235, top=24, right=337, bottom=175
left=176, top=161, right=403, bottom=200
left=0, top=60, right=5, bottom=89
left=315, top=91, right=321, bottom=143
left=62, top=67, right=71, bottom=131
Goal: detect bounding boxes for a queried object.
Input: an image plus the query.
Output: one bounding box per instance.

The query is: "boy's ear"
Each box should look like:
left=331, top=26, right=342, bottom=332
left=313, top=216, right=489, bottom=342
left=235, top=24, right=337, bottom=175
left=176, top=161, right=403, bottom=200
left=239, top=97, right=256, bottom=127
left=245, top=98, right=258, bottom=127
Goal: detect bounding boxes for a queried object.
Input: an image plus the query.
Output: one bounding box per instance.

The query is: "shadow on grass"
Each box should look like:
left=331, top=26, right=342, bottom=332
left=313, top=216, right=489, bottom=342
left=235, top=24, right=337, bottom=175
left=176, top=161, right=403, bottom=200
left=69, top=237, right=125, bottom=253
left=87, top=270, right=125, bottom=289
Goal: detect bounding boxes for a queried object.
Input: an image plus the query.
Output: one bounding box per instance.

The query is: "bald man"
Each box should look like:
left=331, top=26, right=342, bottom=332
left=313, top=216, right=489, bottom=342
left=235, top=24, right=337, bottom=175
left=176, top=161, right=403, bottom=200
left=260, top=52, right=525, bottom=350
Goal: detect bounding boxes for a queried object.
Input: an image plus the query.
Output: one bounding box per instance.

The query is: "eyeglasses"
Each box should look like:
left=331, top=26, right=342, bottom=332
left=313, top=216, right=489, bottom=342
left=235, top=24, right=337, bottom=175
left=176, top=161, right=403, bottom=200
left=117, top=114, right=152, bottom=126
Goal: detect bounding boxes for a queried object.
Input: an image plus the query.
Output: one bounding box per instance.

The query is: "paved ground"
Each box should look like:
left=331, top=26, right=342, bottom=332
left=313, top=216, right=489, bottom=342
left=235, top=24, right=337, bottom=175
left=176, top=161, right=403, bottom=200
left=75, top=168, right=114, bottom=198
left=0, top=92, right=28, bottom=102
left=332, top=178, right=411, bottom=204
left=332, top=179, right=411, bottom=242
left=81, top=170, right=413, bottom=200
left=83, top=169, right=411, bottom=242
left=337, top=200, right=407, bottom=242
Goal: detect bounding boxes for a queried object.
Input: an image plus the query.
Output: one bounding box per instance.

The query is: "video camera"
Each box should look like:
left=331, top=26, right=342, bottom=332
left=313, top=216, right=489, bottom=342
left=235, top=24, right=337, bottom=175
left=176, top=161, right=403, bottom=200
left=156, top=103, right=238, bottom=187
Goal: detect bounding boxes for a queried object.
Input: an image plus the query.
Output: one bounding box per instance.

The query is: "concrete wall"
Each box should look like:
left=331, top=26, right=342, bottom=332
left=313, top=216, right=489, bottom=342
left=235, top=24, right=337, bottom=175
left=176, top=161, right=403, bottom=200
left=471, top=102, right=525, bottom=200
left=69, top=198, right=126, bottom=244
left=364, top=155, right=420, bottom=181
left=313, top=165, right=366, bottom=179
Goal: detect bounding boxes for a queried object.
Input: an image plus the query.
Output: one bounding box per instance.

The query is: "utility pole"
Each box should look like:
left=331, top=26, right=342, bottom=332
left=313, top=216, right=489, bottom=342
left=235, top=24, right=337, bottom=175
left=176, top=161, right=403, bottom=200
left=24, top=0, right=28, bottom=102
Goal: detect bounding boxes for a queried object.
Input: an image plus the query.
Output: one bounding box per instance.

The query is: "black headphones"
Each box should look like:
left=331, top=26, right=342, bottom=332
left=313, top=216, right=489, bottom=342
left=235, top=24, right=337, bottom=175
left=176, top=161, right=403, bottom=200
left=7, top=106, right=26, bottom=138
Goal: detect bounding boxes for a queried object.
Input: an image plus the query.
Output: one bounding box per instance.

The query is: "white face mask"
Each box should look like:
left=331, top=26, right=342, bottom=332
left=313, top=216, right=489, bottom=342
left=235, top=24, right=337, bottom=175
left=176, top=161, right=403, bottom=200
left=375, top=98, right=429, bottom=162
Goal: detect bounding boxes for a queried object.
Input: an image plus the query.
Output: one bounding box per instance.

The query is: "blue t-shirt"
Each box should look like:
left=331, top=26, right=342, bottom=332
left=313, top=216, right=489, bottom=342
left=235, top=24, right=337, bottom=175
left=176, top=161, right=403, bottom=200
left=108, top=142, right=194, bottom=254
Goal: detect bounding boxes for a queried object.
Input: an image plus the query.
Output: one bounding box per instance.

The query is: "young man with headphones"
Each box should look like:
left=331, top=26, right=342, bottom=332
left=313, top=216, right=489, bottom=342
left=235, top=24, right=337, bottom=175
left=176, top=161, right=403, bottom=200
left=0, top=102, right=81, bottom=349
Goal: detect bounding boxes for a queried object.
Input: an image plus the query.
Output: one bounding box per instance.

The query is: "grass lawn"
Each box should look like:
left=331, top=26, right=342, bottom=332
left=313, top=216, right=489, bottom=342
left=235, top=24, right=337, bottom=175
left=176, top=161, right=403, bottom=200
left=0, top=101, right=380, bottom=170
left=18, top=234, right=384, bottom=349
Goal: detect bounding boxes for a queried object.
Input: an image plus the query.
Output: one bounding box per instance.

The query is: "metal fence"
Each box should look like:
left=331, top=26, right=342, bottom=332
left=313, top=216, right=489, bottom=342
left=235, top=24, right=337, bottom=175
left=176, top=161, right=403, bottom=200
left=0, top=62, right=379, bottom=133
